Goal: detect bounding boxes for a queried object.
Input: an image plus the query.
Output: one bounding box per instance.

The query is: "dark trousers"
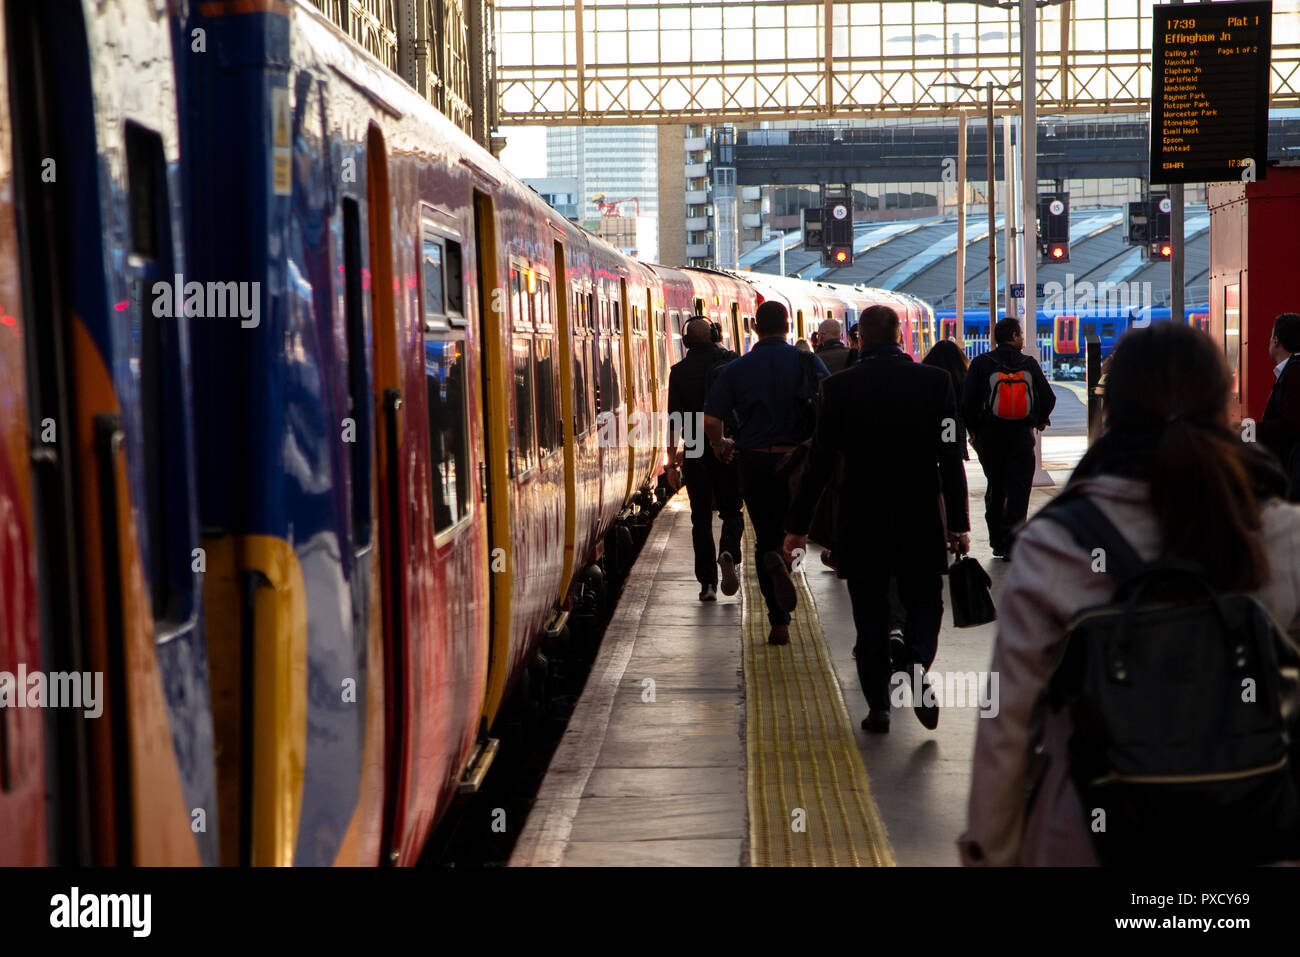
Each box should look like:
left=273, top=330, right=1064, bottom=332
left=975, top=426, right=1036, bottom=553
left=682, top=452, right=743, bottom=586
left=846, top=572, right=944, bottom=712
left=737, top=450, right=793, bottom=625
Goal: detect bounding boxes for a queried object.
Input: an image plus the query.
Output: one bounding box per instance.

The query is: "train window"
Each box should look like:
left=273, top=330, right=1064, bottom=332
left=535, top=335, right=559, bottom=458
left=343, top=198, right=372, bottom=548
left=421, top=229, right=465, bottom=329
left=1101, top=323, right=1115, bottom=338
left=573, top=329, right=591, bottom=434
left=612, top=301, right=622, bottom=333
left=535, top=278, right=552, bottom=329
left=512, top=267, right=528, bottom=329
left=599, top=338, right=617, bottom=414
left=423, top=241, right=445, bottom=319
left=1082, top=322, right=1097, bottom=337
left=445, top=241, right=463, bottom=317
left=1037, top=323, right=1052, bottom=338
left=513, top=338, right=537, bottom=473
left=655, top=310, right=668, bottom=382
left=426, top=338, right=470, bottom=532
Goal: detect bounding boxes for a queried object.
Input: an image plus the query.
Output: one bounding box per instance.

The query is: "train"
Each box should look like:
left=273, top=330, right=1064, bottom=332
left=0, top=0, right=936, bottom=866
left=935, top=305, right=1211, bottom=363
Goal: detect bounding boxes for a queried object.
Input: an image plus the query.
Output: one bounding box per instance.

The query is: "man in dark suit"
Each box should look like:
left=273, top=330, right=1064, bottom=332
left=783, top=305, right=970, bottom=733
left=1259, top=312, right=1300, bottom=499
left=667, top=317, right=742, bottom=600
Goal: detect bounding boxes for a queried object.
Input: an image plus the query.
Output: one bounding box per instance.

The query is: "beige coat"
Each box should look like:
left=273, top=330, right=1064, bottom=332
left=960, top=474, right=1300, bottom=866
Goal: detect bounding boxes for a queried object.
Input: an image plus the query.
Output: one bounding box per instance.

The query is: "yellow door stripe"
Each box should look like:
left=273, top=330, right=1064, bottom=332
left=740, top=525, right=895, bottom=866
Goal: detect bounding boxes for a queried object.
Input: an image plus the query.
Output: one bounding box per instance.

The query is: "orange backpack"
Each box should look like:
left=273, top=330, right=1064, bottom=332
left=987, top=363, right=1033, bottom=421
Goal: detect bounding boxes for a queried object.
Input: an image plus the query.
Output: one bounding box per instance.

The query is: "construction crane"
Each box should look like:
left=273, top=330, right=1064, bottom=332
left=591, top=194, right=641, bottom=218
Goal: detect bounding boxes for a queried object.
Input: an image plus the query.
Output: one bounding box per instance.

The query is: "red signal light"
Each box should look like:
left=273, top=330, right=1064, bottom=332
left=835, top=249, right=848, bottom=263
left=1051, top=245, right=1065, bottom=260
left=1160, top=244, right=1172, bottom=257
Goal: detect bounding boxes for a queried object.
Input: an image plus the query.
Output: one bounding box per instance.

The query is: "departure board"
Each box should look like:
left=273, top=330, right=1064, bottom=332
left=1151, top=1, right=1272, bottom=184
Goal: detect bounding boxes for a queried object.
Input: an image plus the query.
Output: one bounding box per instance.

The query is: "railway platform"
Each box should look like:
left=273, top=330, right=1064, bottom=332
left=512, top=387, right=1087, bottom=867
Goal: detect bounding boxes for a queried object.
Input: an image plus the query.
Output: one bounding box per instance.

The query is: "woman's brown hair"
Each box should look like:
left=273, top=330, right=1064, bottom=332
left=1102, top=322, right=1268, bottom=590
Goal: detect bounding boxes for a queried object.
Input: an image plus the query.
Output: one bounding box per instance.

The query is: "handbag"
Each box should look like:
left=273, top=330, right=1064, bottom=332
left=948, top=555, right=996, bottom=628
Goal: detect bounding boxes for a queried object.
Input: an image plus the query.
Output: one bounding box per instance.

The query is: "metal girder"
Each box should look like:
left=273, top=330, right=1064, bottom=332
left=493, top=0, right=1300, bottom=125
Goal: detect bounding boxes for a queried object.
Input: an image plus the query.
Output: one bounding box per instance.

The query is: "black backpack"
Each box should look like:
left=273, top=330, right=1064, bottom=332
left=1040, top=495, right=1300, bottom=865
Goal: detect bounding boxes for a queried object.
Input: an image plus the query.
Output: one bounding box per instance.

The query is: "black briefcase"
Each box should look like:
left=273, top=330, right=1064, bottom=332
left=948, top=556, right=996, bottom=628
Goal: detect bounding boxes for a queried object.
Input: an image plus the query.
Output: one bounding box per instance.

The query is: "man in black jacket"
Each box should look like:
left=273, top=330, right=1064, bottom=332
left=960, top=317, right=1056, bottom=559
left=783, top=305, right=970, bottom=733
left=668, top=317, right=742, bottom=600
left=1259, top=312, right=1300, bottom=499
left=705, top=301, right=829, bottom=644
left=814, top=318, right=854, bottom=374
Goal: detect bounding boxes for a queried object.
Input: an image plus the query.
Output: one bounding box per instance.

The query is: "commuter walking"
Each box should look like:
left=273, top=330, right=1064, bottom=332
left=960, top=317, right=1055, bottom=559
left=962, top=323, right=1300, bottom=865
left=783, top=305, right=970, bottom=733
left=808, top=316, right=856, bottom=571
left=922, top=339, right=971, bottom=460
left=705, top=301, right=829, bottom=645
left=667, top=317, right=743, bottom=601
left=1259, top=311, right=1300, bottom=498
left=814, top=318, right=854, bottom=374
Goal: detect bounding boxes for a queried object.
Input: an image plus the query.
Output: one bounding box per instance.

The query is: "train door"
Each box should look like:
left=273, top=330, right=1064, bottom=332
left=555, top=241, right=581, bottom=598
left=1054, top=314, right=1079, bottom=355
left=418, top=205, right=493, bottom=838
left=473, top=191, right=514, bottom=726
left=648, top=292, right=667, bottom=475
left=367, top=127, right=412, bottom=861
left=338, top=190, right=384, bottom=865
left=619, top=278, right=637, bottom=500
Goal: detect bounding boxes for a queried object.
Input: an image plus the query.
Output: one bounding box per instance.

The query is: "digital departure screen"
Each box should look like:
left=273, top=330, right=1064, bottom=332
left=1150, top=0, right=1272, bottom=184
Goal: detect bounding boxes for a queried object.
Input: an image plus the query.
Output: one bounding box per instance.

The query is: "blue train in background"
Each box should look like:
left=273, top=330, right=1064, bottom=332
left=934, top=305, right=1210, bottom=375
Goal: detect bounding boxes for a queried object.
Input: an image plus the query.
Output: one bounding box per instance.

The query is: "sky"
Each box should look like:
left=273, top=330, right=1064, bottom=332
left=498, top=126, right=548, bottom=180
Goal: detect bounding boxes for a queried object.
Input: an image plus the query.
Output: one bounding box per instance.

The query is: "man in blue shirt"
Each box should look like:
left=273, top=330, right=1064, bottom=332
left=703, top=301, right=829, bottom=645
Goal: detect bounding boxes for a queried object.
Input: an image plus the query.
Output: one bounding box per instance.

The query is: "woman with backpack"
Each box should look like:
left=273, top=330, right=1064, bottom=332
left=961, top=322, right=1300, bottom=865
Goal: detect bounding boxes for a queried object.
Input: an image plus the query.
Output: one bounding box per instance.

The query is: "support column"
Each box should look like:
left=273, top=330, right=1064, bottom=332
left=1022, top=0, right=1053, bottom=487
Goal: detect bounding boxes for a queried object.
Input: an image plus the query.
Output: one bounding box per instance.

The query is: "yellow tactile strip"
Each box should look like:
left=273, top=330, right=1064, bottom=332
left=742, top=526, right=896, bottom=866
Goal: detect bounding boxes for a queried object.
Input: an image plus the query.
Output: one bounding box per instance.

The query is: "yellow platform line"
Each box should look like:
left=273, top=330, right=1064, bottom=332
left=741, top=526, right=895, bottom=866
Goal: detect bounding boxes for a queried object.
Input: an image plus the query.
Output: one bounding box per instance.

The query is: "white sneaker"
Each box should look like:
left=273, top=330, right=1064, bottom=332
left=699, top=584, right=717, bottom=601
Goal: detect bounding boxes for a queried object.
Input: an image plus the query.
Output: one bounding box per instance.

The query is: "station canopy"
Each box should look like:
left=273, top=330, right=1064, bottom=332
left=495, top=0, right=1300, bottom=124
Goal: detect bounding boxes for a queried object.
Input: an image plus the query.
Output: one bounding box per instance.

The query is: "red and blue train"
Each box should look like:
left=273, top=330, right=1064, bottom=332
left=0, top=0, right=935, bottom=865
